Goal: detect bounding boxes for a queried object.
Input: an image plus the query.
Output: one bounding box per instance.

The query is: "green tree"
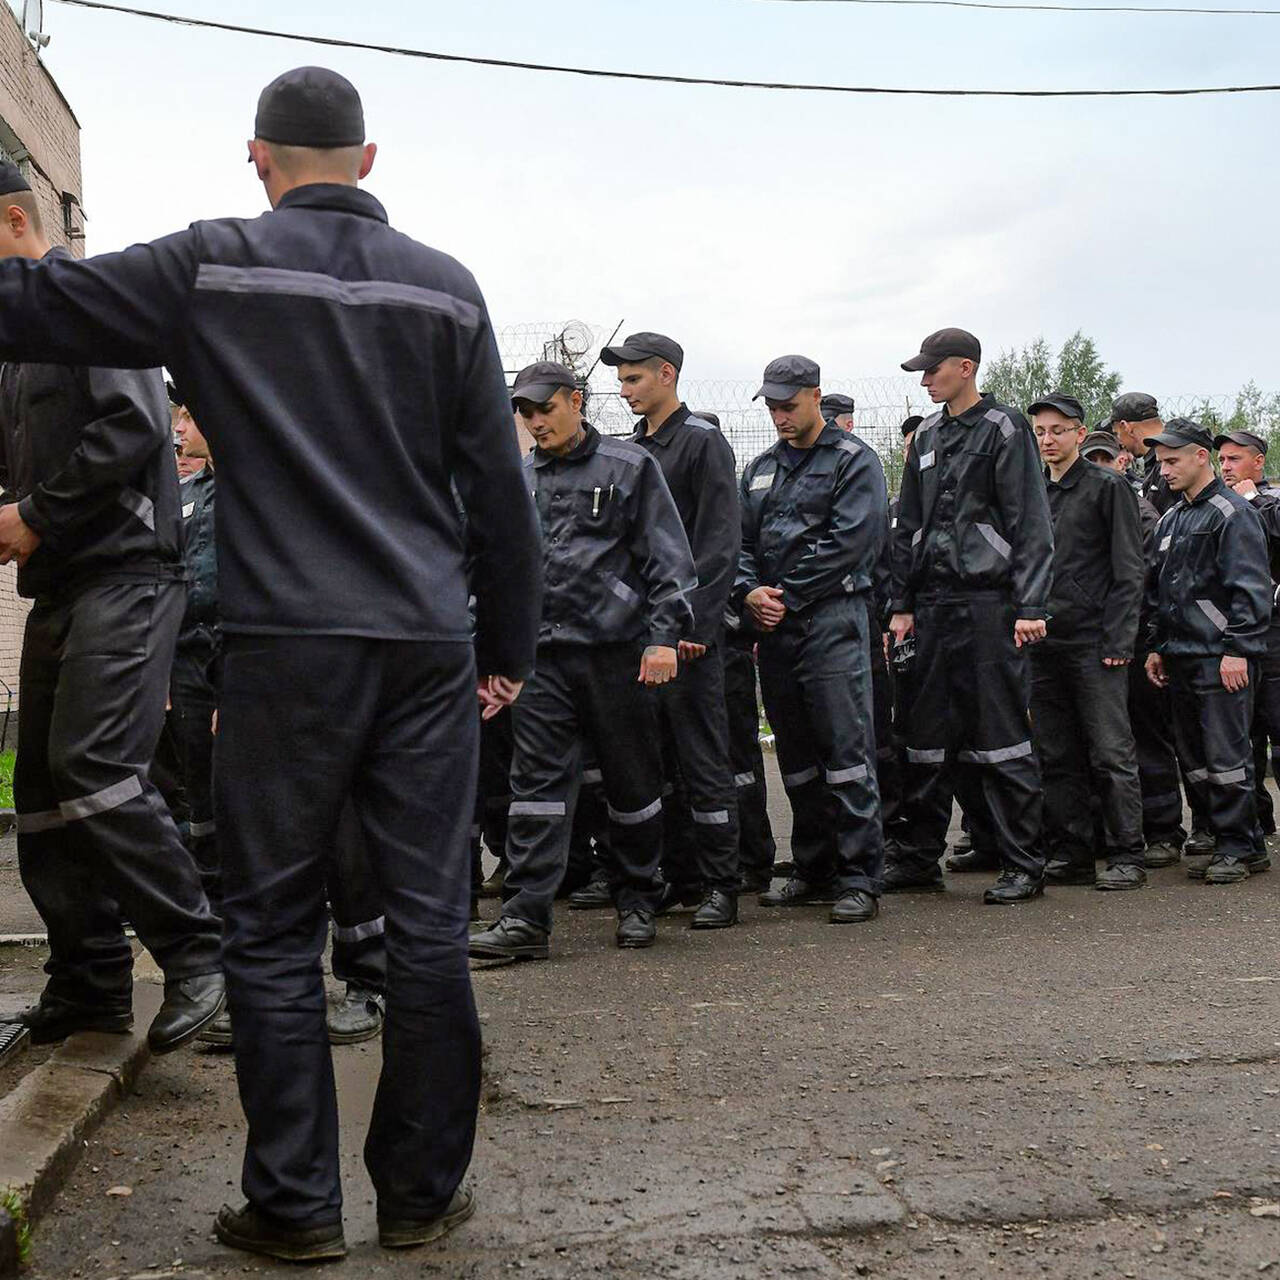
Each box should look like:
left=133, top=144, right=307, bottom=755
left=981, top=331, right=1122, bottom=427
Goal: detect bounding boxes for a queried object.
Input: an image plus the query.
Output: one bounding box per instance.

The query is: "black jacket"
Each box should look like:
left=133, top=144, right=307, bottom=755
left=632, top=405, right=740, bottom=645
left=1241, top=483, right=1280, bottom=638
left=0, top=184, right=541, bottom=678
left=0, top=256, right=182, bottom=600
left=890, top=395, right=1053, bottom=618
left=1138, top=450, right=1176, bottom=515
left=528, top=423, right=695, bottom=649
left=1145, top=477, right=1271, bottom=658
left=735, top=423, right=888, bottom=613
left=1041, top=457, right=1144, bottom=658
left=179, top=465, right=217, bottom=630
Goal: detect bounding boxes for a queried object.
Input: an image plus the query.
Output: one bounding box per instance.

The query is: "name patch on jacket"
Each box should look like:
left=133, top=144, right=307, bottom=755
left=750, top=470, right=774, bottom=491
left=918, top=450, right=936, bottom=471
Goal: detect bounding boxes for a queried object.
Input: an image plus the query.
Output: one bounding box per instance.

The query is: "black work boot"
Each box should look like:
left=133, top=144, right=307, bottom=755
left=468, top=916, right=549, bottom=962
left=567, top=874, right=613, bottom=910
left=478, top=860, right=507, bottom=898
left=691, top=890, right=738, bottom=930
left=655, top=882, right=703, bottom=915
left=1045, top=858, right=1096, bottom=886
left=214, top=1202, right=346, bottom=1262
left=1096, top=863, right=1147, bottom=891
left=758, top=877, right=837, bottom=907
left=829, top=890, right=879, bottom=923
left=17, top=994, right=133, bottom=1045
left=983, top=868, right=1046, bottom=905
left=944, top=847, right=1000, bottom=873
left=380, top=1185, right=476, bottom=1250
left=616, top=910, right=657, bottom=949
left=326, top=985, right=385, bottom=1045
left=1143, top=840, right=1181, bottom=868
left=1185, top=828, right=1216, bottom=858
left=882, top=861, right=945, bottom=893
left=149, top=973, right=226, bottom=1055
left=1203, top=855, right=1252, bottom=885
left=738, top=868, right=774, bottom=894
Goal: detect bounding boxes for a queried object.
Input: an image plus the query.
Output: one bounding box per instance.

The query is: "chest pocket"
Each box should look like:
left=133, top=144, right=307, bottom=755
left=575, top=482, right=622, bottom=533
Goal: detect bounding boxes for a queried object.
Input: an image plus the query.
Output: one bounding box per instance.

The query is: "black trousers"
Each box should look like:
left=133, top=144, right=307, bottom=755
left=1166, top=654, right=1262, bottom=860
left=869, top=629, right=903, bottom=834
left=1030, top=644, right=1145, bottom=868
left=470, top=711, right=514, bottom=896
left=1128, top=650, right=1187, bottom=848
left=217, top=635, right=479, bottom=1228
left=15, top=581, right=220, bottom=1007
left=328, top=803, right=387, bottom=993
left=504, top=643, right=664, bottom=930
left=170, top=626, right=220, bottom=913
left=1248, top=639, right=1280, bottom=836
left=757, top=594, right=883, bottom=895
left=655, top=642, right=740, bottom=894
left=565, top=759, right=610, bottom=893
left=898, top=594, right=1044, bottom=878
left=724, top=643, right=776, bottom=877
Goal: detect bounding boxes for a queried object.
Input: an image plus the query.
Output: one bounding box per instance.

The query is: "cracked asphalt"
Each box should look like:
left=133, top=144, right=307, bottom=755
left=13, top=762, right=1280, bottom=1278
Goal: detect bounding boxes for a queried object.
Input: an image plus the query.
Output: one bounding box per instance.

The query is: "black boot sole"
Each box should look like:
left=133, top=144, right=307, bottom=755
left=148, top=989, right=227, bottom=1056
left=215, top=1216, right=347, bottom=1262
left=616, top=934, right=656, bottom=949
left=380, top=1187, right=476, bottom=1249
left=27, top=1017, right=133, bottom=1045
left=690, top=915, right=737, bottom=930
left=467, top=944, right=549, bottom=961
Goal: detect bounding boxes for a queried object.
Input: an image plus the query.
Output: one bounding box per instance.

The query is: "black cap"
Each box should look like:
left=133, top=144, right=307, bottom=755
left=1145, top=417, right=1213, bottom=451
left=599, top=332, right=684, bottom=372
left=1081, top=431, right=1121, bottom=459
left=0, top=161, right=31, bottom=197
left=165, top=381, right=184, bottom=408
left=901, top=328, right=981, bottom=373
left=820, top=393, right=856, bottom=417
left=754, top=355, right=820, bottom=401
left=254, top=67, right=366, bottom=148
left=901, top=415, right=924, bottom=437
left=1214, top=429, right=1268, bottom=455
left=1027, top=393, right=1085, bottom=423
left=696, top=410, right=721, bottom=428
left=511, top=361, right=577, bottom=406
left=1110, top=392, right=1160, bottom=425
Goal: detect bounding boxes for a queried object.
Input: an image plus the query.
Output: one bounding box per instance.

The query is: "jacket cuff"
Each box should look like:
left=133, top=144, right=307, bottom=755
left=888, top=597, right=914, bottom=616
left=779, top=587, right=808, bottom=614
left=16, top=495, right=51, bottom=539
left=648, top=632, right=680, bottom=650
left=1017, top=606, right=1048, bottom=621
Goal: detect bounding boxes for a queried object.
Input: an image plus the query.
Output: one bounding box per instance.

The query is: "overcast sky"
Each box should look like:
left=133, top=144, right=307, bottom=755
left=27, top=0, right=1280, bottom=402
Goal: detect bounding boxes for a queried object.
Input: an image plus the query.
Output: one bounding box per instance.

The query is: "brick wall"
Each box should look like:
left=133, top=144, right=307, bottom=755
left=0, top=4, right=84, bottom=729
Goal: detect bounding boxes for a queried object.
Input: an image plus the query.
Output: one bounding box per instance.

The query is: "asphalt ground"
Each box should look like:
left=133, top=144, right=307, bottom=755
left=5, top=761, right=1280, bottom=1278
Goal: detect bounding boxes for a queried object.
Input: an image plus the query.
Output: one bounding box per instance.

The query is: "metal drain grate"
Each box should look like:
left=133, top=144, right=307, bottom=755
left=0, top=1020, right=30, bottom=1068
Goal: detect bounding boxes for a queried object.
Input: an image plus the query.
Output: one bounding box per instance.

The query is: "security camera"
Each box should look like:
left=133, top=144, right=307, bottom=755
left=29, top=32, right=51, bottom=49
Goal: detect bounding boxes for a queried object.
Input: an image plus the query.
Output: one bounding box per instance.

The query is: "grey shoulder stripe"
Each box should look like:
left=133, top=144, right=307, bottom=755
left=983, top=408, right=1016, bottom=439
left=118, top=487, right=155, bottom=532
left=835, top=437, right=861, bottom=456
left=594, top=439, right=645, bottom=467
left=1209, top=493, right=1236, bottom=520
left=195, top=264, right=482, bottom=327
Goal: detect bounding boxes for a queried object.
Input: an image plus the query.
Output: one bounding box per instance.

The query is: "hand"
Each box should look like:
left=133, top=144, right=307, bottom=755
left=1230, top=478, right=1260, bottom=499
left=677, top=640, right=707, bottom=662
left=211, top=709, right=219, bottom=735
left=477, top=674, right=525, bottom=721
left=1221, top=655, right=1250, bottom=692
left=1102, top=656, right=1130, bottom=667
left=638, top=645, right=678, bottom=686
left=1014, top=618, right=1047, bottom=648
left=882, top=632, right=891, bottom=663
left=1145, top=651, right=1167, bottom=688
left=0, top=503, right=40, bottom=567
left=889, top=612, right=915, bottom=645
left=745, top=586, right=786, bottom=632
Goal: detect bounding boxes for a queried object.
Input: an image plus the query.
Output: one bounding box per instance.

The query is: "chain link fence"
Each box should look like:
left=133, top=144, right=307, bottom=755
left=499, top=320, right=1250, bottom=476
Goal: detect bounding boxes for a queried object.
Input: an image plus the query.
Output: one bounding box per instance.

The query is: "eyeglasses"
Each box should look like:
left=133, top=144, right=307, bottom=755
left=1032, top=425, right=1081, bottom=439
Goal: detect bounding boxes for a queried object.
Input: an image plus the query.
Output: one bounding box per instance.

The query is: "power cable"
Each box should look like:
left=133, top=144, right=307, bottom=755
left=756, top=0, right=1280, bottom=14
left=46, top=0, right=1280, bottom=97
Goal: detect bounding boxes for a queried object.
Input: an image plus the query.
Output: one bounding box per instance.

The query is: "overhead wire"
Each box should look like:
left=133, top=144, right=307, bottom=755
left=46, top=0, right=1280, bottom=97
left=755, top=0, right=1280, bottom=14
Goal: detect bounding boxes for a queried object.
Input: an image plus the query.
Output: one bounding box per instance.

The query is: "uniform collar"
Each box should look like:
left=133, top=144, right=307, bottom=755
left=940, top=393, right=994, bottom=428
left=531, top=420, right=598, bottom=468
left=769, top=420, right=848, bottom=463
left=1045, top=455, right=1087, bottom=489
left=275, top=184, right=389, bottom=224
left=633, top=403, right=689, bottom=447
left=1186, top=474, right=1228, bottom=506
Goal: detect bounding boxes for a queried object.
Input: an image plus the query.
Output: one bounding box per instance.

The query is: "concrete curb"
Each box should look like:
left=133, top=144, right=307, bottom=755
left=0, top=985, right=160, bottom=1277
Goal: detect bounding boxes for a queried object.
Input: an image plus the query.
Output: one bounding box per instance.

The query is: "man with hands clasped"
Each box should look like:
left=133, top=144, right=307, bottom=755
left=469, top=361, right=697, bottom=960
left=1144, top=419, right=1272, bottom=884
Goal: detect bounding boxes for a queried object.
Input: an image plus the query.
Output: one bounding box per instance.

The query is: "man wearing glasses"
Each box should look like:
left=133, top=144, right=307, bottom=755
left=1028, top=395, right=1147, bottom=890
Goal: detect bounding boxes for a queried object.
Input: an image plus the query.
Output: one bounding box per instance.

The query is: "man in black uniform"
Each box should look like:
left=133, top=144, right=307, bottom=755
left=1027, top=394, right=1146, bottom=889
left=821, top=393, right=856, bottom=430
left=603, top=332, right=742, bottom=928
left=0, top=71, right=542, bottom=1261
left=0, top=163, right=224, bottom=1051
left=1106, top=396, right=1190, bottom=866
left=736, top=355, right=887, bottom=924
left=469, top=361, right=696, bottom=959
left=1215, top=430, right=1280, bottom=851
left=889, top=328, right=1053, bottom=904
left=1144, top=419, right=1271, bottom=884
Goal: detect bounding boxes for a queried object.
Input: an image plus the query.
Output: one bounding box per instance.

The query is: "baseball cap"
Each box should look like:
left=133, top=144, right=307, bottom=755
left=254, top=67, right=365, bottom=148
left=1144, top=417, right=1213, bottom=451
left=1214, top=429, right=1268, bottom=455
left=1027, top=393, right=1085, bottom=422
left=511, top=361, right=577, bottom=405
left=1081, top=431, right=1121, bottom=459
left=901, top=415, right=923, bottom=437
left=0, top=161, right=31, bottom=197
left=901, top=328, right=981, bottom=373
left=1109, top=392, right=1160, bottom=425
left=820, top=393, right=855, bottom=417
left=599, top=332, right=684, bottom=372
left=754, top=355, right=821, bottom=401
